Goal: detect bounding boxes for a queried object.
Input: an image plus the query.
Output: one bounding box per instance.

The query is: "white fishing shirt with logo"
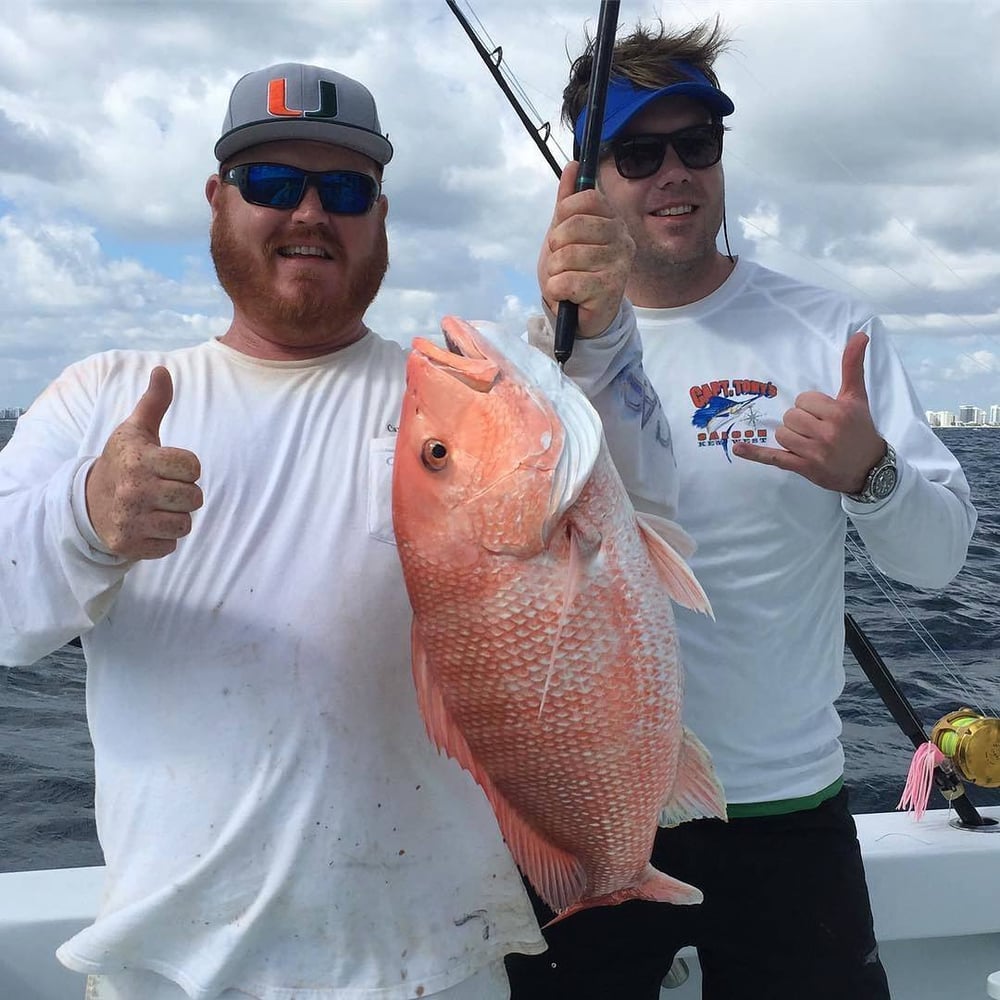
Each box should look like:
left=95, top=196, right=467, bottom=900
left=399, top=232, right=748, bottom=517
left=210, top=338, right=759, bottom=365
left=0, top=315, right=671, bottom=1000
left=633, top=257, right=977, bottom=808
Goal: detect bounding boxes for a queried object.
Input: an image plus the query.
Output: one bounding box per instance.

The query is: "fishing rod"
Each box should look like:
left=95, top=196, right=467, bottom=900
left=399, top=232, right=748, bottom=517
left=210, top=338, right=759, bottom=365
left=446, top=0, right=620, bottom=365
left=449, top=2, right=1000, bottom=823
left=445, top=1, right=563, bottom=180
left=844, top=613, right=994, bottom=827
left=552, top=0, right=620, bottom=366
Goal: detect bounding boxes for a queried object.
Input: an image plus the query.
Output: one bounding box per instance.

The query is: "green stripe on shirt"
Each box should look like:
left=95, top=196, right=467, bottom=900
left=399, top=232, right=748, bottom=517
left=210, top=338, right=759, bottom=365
left=726, top=777, right=844, bottom=819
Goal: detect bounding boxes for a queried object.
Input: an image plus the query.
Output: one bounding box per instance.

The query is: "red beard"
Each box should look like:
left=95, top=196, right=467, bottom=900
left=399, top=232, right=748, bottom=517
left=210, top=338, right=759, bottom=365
left=209, top=204, right=388, bottom=343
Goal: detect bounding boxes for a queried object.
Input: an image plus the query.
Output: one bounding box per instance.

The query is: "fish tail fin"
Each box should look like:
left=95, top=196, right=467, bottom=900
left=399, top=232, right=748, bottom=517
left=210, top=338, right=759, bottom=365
left=636, top=514, right=713, bottom=618
left=659, top=727, right=728, bottom=827
left=544, top=864, right=703, bottom=927
left=632, top=864, right=704, bottom=905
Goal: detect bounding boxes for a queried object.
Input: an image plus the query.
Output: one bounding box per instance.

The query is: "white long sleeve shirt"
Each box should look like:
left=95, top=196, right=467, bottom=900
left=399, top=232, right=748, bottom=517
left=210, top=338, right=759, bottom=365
left=0, top=313, right=672, bottom=999
left=633, top=258, right=977, bottom=807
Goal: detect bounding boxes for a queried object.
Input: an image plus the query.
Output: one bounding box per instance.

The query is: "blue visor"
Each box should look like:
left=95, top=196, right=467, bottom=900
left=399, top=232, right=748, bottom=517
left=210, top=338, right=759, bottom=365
left=574, top=61, right=735, bottom=147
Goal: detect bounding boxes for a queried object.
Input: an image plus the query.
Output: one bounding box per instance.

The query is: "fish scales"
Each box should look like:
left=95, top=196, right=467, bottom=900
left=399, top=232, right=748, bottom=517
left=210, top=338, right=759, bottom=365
left=392, top=316, right=726, bottom=921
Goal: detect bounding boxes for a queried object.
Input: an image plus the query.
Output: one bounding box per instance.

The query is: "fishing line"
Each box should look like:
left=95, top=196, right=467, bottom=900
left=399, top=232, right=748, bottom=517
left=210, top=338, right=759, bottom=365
left=454, top=1, right=573, bottom=168
left=844, top=533, right=988, bottom=713
left=845, top=533, right=999, bottom=718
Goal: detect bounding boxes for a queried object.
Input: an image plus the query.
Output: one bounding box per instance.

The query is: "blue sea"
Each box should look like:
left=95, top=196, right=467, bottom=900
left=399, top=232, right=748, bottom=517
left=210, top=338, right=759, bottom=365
left=1, top=420, right=997, bottom=873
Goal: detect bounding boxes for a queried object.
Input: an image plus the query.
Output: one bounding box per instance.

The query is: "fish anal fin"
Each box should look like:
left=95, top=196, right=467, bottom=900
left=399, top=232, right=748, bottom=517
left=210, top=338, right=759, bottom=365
left=410, top=619, right=587, bottom=912
left=490, top=787, right=588, bottom=914
left=636, top=514, right=713, bottom=618
left=659, top=727, right=728, bottom=827
left=545, top=864, right=703, bottom=927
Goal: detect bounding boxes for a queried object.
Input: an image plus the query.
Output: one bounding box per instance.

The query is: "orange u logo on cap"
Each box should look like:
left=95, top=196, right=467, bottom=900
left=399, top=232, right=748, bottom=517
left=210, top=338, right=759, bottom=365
left=267, top=78, right=338, bottom=119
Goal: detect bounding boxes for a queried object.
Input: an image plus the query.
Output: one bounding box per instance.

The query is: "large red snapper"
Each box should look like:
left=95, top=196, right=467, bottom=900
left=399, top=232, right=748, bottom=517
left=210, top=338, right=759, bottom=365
left=391, top=316, right=725, bottom=922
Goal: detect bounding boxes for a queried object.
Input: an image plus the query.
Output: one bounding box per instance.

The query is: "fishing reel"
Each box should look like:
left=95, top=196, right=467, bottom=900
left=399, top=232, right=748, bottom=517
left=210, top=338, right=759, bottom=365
left=929, top=709, right=1000, bottom=789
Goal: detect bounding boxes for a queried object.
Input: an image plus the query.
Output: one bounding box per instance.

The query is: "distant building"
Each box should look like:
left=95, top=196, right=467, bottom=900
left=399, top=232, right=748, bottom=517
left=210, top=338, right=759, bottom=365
left=958, top=404, right=979, bottom=426
left=925, top=410, right=940, bottom=427
left=0, top=408, right=24, bottom=420
left=989, top=404, right=1000, bottom=426
left=936, top=410, right=957, bottom=427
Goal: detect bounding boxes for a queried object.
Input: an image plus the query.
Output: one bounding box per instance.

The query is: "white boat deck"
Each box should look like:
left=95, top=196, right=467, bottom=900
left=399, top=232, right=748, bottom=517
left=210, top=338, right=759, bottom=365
left=2, top=806, right=999, bottom=999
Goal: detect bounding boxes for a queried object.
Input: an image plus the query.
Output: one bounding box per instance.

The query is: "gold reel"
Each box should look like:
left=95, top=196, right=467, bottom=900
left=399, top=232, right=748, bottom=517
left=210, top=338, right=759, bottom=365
left=930, top=709, right=1000, bottom=788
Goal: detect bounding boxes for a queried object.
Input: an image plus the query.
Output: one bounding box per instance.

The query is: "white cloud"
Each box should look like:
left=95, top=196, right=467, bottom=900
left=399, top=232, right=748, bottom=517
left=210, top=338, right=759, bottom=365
left=0, top=0, right=997, bottom=415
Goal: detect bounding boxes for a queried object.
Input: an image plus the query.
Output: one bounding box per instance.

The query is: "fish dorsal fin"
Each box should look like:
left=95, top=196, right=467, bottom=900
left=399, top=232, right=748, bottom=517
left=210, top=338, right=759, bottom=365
left=636, top=514, right=713, bottom=617
left=659, top=727, right=728, bottom=827
left=409, top=620, right=587, bottom=912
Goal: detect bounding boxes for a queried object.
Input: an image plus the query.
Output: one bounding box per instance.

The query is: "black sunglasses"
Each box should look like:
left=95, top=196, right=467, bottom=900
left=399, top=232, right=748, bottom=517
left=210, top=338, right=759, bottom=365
left=222, top=163, right=381, bottom=215
left=605, top=123, right=725, bottom=179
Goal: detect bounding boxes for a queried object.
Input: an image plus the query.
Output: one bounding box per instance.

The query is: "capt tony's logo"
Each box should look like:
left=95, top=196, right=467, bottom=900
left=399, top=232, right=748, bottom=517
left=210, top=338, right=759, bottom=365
left=267, top=78, right=338, bottom=119
left=690, top=378, right=777, bottom=461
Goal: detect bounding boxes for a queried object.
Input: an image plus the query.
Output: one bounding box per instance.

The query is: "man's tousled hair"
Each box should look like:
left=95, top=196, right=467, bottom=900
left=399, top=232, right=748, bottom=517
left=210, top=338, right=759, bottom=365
left=561, top=18, right=731, bottom=131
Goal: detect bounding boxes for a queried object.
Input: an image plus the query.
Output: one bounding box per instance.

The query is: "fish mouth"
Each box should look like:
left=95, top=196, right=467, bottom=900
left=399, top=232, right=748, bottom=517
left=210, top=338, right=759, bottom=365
left=442, top=325, right=475, bottom=359
left=411, top=320, right=499, bottom=393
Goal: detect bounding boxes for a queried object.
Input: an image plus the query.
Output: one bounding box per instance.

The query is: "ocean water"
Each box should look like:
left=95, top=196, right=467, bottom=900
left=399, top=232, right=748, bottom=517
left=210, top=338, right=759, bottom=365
left=1, top=421, right=997, bottom=873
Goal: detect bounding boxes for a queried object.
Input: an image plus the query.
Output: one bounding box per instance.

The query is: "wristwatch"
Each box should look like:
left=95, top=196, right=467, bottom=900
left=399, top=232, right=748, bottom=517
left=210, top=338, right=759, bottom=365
left=846, top=443, right=898, bottom=503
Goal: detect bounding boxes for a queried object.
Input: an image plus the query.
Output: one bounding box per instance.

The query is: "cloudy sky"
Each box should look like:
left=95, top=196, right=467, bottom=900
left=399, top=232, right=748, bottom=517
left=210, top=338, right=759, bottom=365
left=1, top=0, right=998, bottom=415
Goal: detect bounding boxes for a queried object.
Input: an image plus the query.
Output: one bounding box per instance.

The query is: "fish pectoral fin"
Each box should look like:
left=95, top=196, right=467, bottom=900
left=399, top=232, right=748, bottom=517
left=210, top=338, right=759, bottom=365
left=410, top=620, right=587, bottom=912
left=567, top=517, right=603, bottom=558
left=658, top=727, right=728, bottom=827
left=636, top=514, right=713, bottom=618
left=634, top=510, right=696, bottom=559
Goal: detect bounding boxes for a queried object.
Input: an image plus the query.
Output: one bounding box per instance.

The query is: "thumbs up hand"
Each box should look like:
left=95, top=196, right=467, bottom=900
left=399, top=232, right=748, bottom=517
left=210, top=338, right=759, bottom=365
left=731, top=332, right=887, bottom=493
left=85, top=367, right=204, bottom=559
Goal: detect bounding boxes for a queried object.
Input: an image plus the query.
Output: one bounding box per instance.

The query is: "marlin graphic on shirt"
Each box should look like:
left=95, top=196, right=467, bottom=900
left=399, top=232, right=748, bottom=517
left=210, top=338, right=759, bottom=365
left=690, top=380, right=777, bottom=461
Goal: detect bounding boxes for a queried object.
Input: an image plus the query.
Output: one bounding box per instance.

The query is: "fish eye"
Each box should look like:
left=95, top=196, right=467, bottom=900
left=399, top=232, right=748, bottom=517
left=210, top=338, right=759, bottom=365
left=421, top=439, right=448, bottom=471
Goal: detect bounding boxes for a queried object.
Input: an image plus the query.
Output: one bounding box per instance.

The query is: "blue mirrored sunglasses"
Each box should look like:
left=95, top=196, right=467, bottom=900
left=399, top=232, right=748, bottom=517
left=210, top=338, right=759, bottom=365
left=222, top=163, right=381, bottom=215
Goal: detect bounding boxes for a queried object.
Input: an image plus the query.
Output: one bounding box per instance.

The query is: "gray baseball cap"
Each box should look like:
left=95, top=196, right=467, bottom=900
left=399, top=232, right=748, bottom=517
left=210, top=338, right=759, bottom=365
left=215, top=62, right=393, bottom=165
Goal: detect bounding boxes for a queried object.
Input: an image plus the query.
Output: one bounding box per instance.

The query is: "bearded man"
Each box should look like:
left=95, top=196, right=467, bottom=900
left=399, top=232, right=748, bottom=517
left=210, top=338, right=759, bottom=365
left=0, top=62, right=674, bottom=1000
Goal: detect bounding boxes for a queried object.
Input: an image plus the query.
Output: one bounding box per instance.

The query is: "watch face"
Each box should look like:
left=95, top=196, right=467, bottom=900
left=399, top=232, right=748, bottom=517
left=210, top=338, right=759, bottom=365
left=871, top=465, right=898, bottom=499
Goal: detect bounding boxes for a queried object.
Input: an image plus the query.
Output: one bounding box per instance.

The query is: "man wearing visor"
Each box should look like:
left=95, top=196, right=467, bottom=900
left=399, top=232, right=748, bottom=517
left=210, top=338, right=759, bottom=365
left=508, top=20, right=975, bottom=1000
left=0, top=62, right=673, bottom=999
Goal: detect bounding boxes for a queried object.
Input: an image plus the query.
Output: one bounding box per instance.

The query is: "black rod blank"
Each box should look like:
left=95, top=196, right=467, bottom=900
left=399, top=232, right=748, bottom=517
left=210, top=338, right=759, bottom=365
left=553, top=1, right=621, bottom=366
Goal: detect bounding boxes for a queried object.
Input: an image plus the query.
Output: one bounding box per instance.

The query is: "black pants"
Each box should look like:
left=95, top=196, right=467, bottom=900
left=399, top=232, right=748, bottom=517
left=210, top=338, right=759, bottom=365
left=505, top=786, right=891, bottom=999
